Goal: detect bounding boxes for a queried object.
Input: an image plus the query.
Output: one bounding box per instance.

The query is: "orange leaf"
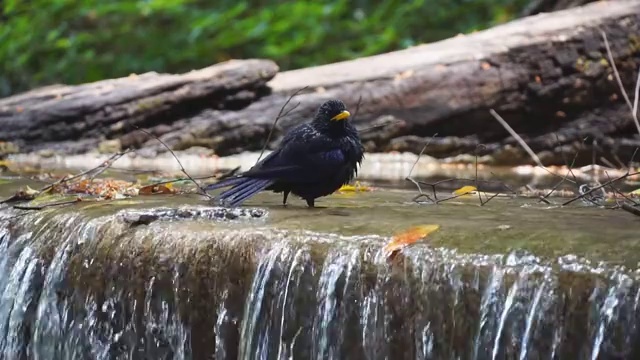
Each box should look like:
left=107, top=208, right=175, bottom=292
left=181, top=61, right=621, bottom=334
left=139, top=184, right=175, bottom=195
left=383, top=225, right=440, bottom=258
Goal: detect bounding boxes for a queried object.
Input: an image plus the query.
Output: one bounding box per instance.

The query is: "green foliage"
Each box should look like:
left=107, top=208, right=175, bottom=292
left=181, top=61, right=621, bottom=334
left=0, top=0, right=529, bottom=96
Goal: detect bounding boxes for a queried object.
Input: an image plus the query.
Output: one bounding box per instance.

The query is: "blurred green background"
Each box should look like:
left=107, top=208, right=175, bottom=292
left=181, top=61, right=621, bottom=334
left=0, top=0, right=533, bottom=97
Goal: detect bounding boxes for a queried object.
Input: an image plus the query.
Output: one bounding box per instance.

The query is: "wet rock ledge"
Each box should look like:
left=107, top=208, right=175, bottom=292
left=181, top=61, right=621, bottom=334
left=1, top=1, right=640, bottom=166
left=0, top=202, right=639, bottom=359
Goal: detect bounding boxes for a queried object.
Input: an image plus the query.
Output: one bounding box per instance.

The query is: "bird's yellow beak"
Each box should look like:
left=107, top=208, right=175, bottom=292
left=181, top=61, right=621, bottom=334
left=330, top=110, right=351, bottom=121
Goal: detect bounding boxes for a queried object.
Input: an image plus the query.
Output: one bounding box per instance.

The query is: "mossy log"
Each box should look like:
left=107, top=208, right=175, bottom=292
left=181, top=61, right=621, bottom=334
left=1, top=1, right=639, bottom=166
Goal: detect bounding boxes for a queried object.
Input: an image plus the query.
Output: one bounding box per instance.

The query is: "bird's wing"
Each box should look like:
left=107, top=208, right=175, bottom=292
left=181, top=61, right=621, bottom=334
left=243, top=132, right=347, bottom=183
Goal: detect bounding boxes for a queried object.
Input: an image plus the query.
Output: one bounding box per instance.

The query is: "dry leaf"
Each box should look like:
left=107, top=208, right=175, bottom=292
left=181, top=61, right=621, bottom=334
left=383, top=224, right=440, bottom=259
left=139, top=183, right=175, bottom=195
left=453, top=185, right=477, bottom=196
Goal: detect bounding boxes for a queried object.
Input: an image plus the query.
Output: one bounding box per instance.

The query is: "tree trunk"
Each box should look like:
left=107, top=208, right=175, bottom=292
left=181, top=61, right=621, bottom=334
left=1, top=1, right=639, bottom=167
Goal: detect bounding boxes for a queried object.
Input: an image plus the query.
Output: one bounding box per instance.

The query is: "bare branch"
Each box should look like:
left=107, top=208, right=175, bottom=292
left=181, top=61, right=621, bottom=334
left=13, top=198, right=81, bottom=211
left=134, top=126, right=213, bottom=200
left=33, top=150, right=130, bottom=198
left=563, top=171, right=640, bottom=206
left=634, top=65, right=640, bottom=129
left=489, top=108, right=576, bottom=183
left=257, top=86, right=309, bottom=163
left=601, top=30, right=640, bottom=135
left=405, top=134, right=438, bottom=203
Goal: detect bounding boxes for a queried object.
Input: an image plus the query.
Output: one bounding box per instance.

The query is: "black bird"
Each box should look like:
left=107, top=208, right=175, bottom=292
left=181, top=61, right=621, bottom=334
left=205, top=99, right=364, bottom=207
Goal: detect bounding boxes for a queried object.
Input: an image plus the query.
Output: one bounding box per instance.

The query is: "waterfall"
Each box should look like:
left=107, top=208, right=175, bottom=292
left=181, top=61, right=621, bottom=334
left=1, top=208, right=639, bottom=359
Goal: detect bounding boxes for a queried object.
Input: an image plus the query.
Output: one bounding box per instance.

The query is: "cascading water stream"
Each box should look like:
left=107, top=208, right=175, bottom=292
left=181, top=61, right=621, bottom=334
left=0, top=207, right=639, bottom=359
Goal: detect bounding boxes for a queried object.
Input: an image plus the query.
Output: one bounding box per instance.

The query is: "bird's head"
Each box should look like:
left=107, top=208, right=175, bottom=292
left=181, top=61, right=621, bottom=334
left=313, top=99, right=351, bottom=129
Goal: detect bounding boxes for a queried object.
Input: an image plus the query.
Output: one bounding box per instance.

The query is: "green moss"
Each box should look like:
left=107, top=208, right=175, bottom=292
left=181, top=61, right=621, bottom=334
left=136, top=98, right=163, bottom=111
left=630, top=34, right=640, bottom=52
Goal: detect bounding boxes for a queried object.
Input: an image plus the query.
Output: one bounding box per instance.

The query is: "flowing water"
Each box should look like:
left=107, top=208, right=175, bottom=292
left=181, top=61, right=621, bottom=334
left=0, top=179, right=639, bottom=359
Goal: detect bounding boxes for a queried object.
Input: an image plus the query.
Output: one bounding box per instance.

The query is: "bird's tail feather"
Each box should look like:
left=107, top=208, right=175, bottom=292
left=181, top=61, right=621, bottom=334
left=214, top=177, right=273, bottom=207
left=204, top=176, right=246, bottom=191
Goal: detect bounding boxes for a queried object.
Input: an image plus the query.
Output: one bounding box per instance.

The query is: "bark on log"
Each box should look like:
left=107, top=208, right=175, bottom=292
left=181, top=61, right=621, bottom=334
left=1, top=1, right=639, bottom=167
left=0, top=59, right=278, bottom=154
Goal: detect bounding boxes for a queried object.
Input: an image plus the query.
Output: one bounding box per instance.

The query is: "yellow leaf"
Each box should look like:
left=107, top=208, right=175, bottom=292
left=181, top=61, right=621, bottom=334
left=337, top=181, right=371, bottom=193
left=383, top=224, right=440, bottom=258
left=629, top=188, right=640, bottom=196
left=453, top=185, right=477, bottom=196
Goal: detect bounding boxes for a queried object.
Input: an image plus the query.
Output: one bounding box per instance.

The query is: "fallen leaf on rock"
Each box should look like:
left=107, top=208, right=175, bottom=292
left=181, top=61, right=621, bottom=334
left=383, top=224, right=440, bottom=259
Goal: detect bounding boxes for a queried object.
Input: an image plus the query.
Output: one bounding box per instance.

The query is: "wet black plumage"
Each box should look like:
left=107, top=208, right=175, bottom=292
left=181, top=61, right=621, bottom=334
left=205, top=99, right=364, bottom=207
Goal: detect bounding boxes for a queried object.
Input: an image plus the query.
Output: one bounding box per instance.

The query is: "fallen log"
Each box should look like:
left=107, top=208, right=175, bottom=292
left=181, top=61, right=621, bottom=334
left=1, top=1, right=639, bottom=167
left=150, top=0, right=640, bottom=166
left=0, top=59, right=278, bottom=154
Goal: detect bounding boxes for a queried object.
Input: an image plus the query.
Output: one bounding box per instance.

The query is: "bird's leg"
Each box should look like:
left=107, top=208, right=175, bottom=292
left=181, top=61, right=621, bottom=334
left=282, top=190, right=290, bottom=206
left=305, top=198, right=315, bottom=208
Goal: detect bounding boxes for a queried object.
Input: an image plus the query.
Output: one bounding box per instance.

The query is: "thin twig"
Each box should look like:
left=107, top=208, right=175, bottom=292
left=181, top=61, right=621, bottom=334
left=38, top=151, right=129, bottom=195
left=540, top=142, right=581, bottom=202
left=13, top=198, right=81, bottom=211
left=563, top=171, right=640, bottom=206
left=435, top=192, right=475, bottom=204
left=352, top=95, right=363, bottom=121
left=489, top=109, right=576, bottom=184
left=604, top=171, right=639, bottom=206
left=358, top=119, right=405, bottom=133
left=134, top=126, right=213, bottom=200
left=481, top=192, right=501, bottom=206
left=256, top=86, right=309, bottom=163
left=405, top=134, right=438, bottom=203
left=630, top=148, right=639, bottom=168
left=142, top=167, right=240, bottom=189
left=601, top=30, right=640, bottom=136
left=599, top=157, right=617, bottom=170
left=418, top=178, right=516, bottom=196
left=634, top=66, right=640, bottom=127
left=474, top=144, right=485, bottom=205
